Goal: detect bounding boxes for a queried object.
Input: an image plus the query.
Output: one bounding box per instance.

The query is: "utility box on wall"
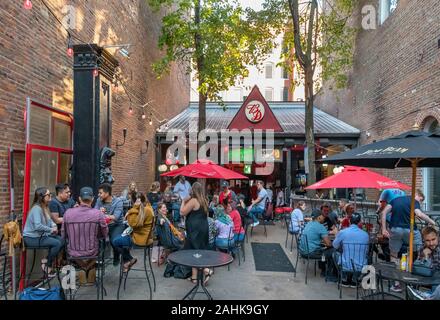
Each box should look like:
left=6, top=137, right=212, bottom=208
left=72, top=44, right=119, bottom=199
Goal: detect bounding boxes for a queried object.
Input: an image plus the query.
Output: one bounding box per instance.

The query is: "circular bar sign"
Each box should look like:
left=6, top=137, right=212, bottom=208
left=245, top=100, right=265, bottom=123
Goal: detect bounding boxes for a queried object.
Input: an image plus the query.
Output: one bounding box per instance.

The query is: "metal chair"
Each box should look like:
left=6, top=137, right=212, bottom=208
left=250, top=199, right=269, bottom=238
left=1, top=235, right=7, bottom=300
left=63, top=221, right=106, bottom=300
left=332, top=243, right=371, bottom=299
left=284, top=214, right=299, bottom=253
left=295, top=234, right=323, bottom=284
left=215, top=227, right=236, bottom=270
left=117, top=217, right=156, bottom=300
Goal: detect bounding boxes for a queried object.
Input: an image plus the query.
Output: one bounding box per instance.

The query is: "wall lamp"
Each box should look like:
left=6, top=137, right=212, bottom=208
left=140, top=140, right=149, bottom=155
left=116, top=128, right=127, bottom=147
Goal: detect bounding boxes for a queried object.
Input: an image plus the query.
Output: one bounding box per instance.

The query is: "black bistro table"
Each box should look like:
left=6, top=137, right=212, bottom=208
left=373, top=262, right=440, bottom=300
left=168, top=250, right=233, bottom=300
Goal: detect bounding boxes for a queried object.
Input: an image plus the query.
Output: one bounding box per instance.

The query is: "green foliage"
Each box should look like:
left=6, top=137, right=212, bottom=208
left=264, top=0, right=357, bottom=93
left=148, top=0, right=279, bottom=102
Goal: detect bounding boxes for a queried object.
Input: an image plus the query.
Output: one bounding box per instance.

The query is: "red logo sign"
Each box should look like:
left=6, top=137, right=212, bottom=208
left=245, top=100, right=265, bottom=123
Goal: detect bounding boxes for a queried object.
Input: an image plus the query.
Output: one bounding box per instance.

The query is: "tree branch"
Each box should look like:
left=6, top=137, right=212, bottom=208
left=305, top=0, right=317, bottom=62
left=288, top=0, right=307, bottom=68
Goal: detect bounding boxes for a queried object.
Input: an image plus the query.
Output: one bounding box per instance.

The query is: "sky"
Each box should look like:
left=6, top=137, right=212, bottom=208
left=238, top=0, right=264, bottom=10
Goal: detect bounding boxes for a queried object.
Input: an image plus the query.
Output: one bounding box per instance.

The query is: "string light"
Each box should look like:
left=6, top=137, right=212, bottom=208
left=93, top=68, right=99, bottom=77
left=149, top=113, right=153, bottom=125
left=67, top=33, right=73, bottom=57
left=24, top=0, right=32, bottom=10
left=141, top=107, right=146, bottom=120
left=128, top=106, right=133, bottom=115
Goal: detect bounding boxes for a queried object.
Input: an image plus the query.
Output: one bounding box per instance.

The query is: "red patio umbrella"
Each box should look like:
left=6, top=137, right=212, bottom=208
left=306, top=166, right=410, bottom=190
left=161, top=159, right=249, bottom=180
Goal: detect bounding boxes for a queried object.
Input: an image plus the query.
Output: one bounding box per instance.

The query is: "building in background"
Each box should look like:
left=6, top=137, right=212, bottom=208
left=316, top=0, right=440, bottom=209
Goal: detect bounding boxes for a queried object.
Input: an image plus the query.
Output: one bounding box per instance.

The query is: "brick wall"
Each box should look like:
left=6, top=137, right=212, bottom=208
left=316, top=0, right=440, bottom=189
left=0, top=1, right=189, bottom=232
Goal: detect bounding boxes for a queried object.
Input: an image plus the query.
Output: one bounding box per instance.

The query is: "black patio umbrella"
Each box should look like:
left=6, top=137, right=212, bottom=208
left=320, top=129, right=440, bottom=271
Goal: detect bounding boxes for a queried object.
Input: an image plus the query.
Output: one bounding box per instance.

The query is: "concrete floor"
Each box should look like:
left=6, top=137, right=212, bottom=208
left=73, top=220, right=357, bottom=300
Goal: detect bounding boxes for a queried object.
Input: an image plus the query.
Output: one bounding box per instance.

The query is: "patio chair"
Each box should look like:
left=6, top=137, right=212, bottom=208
left=332, top=243, right=371, bottom=299
left=284, top=214, right=300, bottom=253
left=295, top=234, right=323, bottom=284
left=117, top=217, right=156, bottom=300
left=63, top=221, right=106, bottom=300
left=250, top=199, right=269, bottom=238
left=1, top=235, right=7, bottom=300
left=215, top=227, right=236, bottom=271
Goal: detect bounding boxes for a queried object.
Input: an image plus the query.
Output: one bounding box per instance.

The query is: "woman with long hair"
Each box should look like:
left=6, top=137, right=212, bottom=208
left=214, top=200, right=235, bottom=249
left=112, top=192, right=154, bottom=272
left=180, top=182, right=211, bottom=284
left=23, top=187, right=64, bottom=276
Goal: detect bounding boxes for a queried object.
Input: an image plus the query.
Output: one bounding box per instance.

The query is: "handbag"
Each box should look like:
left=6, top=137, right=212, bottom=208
left=19, top=286, right=64, bottom=300
left=412, top=259, right=434, bottom=277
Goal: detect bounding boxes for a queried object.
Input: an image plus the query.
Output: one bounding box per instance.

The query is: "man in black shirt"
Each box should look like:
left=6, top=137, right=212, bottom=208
left=49, top=183, right=76, bottom=231
left=320, top=202, right=338, bottom=234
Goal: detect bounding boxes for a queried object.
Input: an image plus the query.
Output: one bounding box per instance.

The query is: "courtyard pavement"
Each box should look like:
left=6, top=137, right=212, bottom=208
left=75, top=220, right=357, bottom=300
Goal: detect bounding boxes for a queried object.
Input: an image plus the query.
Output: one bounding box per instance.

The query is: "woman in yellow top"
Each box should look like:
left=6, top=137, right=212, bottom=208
left=112, top=192, right=154, bottom=272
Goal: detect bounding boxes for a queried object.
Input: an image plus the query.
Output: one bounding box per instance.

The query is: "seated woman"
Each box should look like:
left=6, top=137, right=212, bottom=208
left=112, top=192, right=154, bottom=272
left=147, top=181, right=162, bottom=213
left=23, top=187, right=64, bottom=276
left=290, top=201, right=306, bottom=234
left=156, top=202, right=185, bottom=255
left=213, top=204, right=235, bottom=250
left=223, top=199, right=245, bottom=242
left=207, top=208, right=218, bottom=250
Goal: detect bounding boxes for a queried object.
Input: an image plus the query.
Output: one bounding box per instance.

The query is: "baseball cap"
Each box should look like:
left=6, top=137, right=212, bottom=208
left=350, top=212, right=362, bottom=225
left=221, top=181, right=229, bottom=188
left=80, top=187, right=94, bottom=200
left=311, top=209, right=322, bottom=219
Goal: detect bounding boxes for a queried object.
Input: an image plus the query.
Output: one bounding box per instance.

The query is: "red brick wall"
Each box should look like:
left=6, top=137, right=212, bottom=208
left=0, top=0, right=189, bottom=227
left=316, top=0, right=440, bottom=191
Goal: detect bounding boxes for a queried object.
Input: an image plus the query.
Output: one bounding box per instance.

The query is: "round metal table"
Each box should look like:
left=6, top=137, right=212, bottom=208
left=373, top=262, right=440, bottom=299
left=168, top=250, right=233, bottom=300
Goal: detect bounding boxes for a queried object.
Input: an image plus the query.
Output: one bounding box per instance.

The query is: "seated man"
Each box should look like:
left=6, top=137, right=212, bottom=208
left=247, top=180, right=268, bottom=227
left=417, top=226, right=440, bottom=271
left=340, top=204, right=363, bottom=230
left=332, top=213, right=369, bottom=287
left=62, top=187, right=109, bottom=283
left=320, top=202, right=338, bottom=234
left=299, top=209, right=335, bottom=278
left=334, top=198, right=348, bottom=219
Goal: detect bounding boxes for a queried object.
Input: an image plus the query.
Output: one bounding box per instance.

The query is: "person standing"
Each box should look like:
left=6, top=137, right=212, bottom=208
left=180, top=182, right=211, bottom=284
left=23, top=187, right=63, bottom=276
left=174, top=176, right=192, bottom=201
left=49, top=183, right=76, bottom=232
left=381, top=190, right=436, bottom=292
left=95, top=183, right=125, bottom=265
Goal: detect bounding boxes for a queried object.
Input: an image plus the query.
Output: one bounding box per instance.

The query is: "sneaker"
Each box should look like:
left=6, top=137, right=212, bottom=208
left=390, top=284, right=403, bottom=293
left=252, top=221, right=260, bottom=227
left=407, top=286, right=431, bottom=300
left=341, top=280, right=352, bottom=288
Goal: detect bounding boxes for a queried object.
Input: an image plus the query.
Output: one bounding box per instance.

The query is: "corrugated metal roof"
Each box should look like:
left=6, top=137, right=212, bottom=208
left=157, top=102, right=360, bottom=136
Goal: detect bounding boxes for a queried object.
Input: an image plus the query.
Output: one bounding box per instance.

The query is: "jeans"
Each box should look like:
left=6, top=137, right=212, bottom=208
left=108, top=223, right=126, bottom=258
left=234, top=233, right=245, bottom=242
left=112, top=235, right=133, bottom=262
left=248, top=206, right=264, bottom=223
left=389, top=227, right=423, bottom=255
left=24, top=235, right=64, bottom=265
left=215, top=238, right=234, bottom=249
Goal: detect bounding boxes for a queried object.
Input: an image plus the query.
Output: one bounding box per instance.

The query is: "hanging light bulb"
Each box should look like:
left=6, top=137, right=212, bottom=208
left=128, top=106, right=133, bottom=115
left=149, top=113, right=153, bottom=125
left=66, top=34, right=73, bottom=57
left=93, top=68, right=99, bottom=77
left=141, top=108, right=146, bottom=119
left=23, top=0, right=32, bottom=10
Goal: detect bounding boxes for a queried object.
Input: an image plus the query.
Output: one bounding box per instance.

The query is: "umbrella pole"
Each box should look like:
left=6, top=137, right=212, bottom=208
left=408, top=159, right=419, bottom=272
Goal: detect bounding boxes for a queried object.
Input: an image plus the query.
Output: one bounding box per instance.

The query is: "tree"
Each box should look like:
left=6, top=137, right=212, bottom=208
left=264, top=0, right=357, bottom=191
left=148, top=0, right=278, bottom=136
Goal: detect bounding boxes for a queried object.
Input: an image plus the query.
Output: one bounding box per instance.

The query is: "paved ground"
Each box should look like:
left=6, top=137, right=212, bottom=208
left=73, top=220, right=357, bottom=300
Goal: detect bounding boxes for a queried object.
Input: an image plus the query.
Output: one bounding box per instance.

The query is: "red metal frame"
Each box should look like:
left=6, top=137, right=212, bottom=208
left=20, top=99, right=73, bottom=290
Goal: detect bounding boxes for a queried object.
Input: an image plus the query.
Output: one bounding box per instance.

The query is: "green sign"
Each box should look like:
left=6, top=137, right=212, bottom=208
left=244, top=164, right=252, bottom=174
left=229, top=147, right=254, bottom=162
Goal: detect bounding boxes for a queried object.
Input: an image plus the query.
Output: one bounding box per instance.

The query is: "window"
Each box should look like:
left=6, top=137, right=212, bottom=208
left=380, top=0, right=399, bottom=24
left=282, top=67, right=289, bottom=79
left=265, top=63, right=273, bottom=79
left=282, top=87, right=289, bottom=102
left=264, top=88, right=273, bottom=101
left=423, top=118, right=440, bottom=211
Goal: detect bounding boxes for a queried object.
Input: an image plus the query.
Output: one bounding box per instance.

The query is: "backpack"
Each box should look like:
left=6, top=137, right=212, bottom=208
left=3, top=219, right=22, bottom=255
left=19, top=286, right=64, bottom=300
